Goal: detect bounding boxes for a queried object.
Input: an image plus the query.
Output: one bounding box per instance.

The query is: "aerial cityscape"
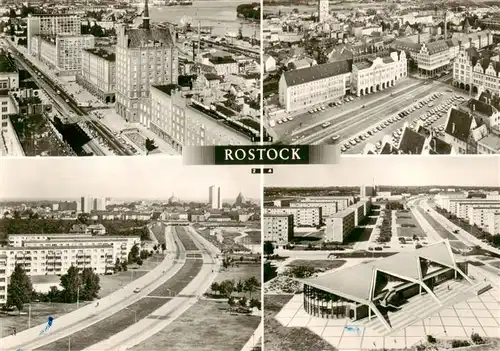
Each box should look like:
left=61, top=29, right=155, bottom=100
left=264, top=0, right=500, bottom=155
left=263, top=156, right=500, bottom=351
left=0, top=0, right=261, bottom=156
left=0, top=157, right=262, bottom=350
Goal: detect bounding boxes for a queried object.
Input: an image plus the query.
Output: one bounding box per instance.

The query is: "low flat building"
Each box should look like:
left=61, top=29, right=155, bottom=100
left=324, top=208, right=356, bottom=243
left=264, top=206, right=322, bottom=227
left=263, top=214, right=294, bottom=246
left=77, top=48, right=116, bottom=103
left=279, top=60, right=351, bottom=112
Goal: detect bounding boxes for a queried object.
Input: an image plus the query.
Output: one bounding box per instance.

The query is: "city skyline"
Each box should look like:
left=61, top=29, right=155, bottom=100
left=264, top=156, right=500, bottom=187
left=0, top=157, right=260, bottom=201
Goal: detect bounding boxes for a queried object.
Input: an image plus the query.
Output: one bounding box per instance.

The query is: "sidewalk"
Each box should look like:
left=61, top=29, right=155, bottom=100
left=240, top=322, right=262, bottom=351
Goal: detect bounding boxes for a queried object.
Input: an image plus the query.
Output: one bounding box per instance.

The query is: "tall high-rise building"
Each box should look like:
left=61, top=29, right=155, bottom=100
left=318, top=0, right=329, bottom=23
left=115, top=0, right=178, bottom=123
left=209, top=185, right=221, bottom=209
left=27, top=13, right=81, bottom=55
left=80, top=196, right=92, bottom=213
left=93, top=197, right=107, bottom=211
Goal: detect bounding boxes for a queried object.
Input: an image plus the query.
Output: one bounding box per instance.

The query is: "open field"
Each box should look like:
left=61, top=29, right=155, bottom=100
left=0, top=301, right=90, bottom=336
left=396, top=211, right=425, bottom=238
left=264, top=294, right=336, bottom=351
left=215, top=264, right=260, bottom=285
left=131, top=300, right=260, bottom=351
left=286, top=259, right=346, bottom=272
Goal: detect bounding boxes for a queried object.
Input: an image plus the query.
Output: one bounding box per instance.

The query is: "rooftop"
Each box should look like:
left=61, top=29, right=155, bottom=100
left=84, top=48, right=116, bottom=62
left=153, top=84, right=181, bottom=96
left=125, top=25, right=174, bottom=48
left=282, top=60, right=351, bottom=87
left=478, top=133, right=500, bottom=151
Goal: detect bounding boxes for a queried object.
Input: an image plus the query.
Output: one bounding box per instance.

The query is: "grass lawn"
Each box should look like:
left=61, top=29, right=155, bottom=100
left=449, top=240, right=470, bottom=251
left=0, top=302, right=90, bottom=336
left=264, top=295, right=336, bottom=351
left=286, top=259, right=346, bottom=271
left=131, top=300, right=261, bottom=351
left=488, top=261, right=500, bottom=270
left=215, top=263, right=260, bottom=285
left=396, top=211, right=426, bottom=238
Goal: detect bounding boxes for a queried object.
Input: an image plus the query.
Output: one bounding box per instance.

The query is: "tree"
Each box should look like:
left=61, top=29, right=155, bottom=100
left=263, top=241, right=274, bottom=256
left=249, top=298, right=261, bottom=310
left=136, top=257, right=143, bottom=266
left=236, top=280, right=244, bottom=293
left=77, top=213, right=91, bottom=224
left=161, top=243, right=166, bottom=252
left=114, top=258, right=122, bottom=272
left=244, top=277, right=259, bottom=299
left=219, top=280, right=235, bottom=298
left=210, top=282, right=219, bottom=296
left=239, top=296, right=247, bottom=307
left=145, top=138, right=158, bottom=153
left=121, top=259, right=128, bottom=272
left=140, top=250, right=148, bottom=260
left=60, top=266, right=82, bottom=303
left=228, top=295, right=236, bottom=306
left=81, top=268, right=100, bottom=300
left=7, top=264, right=33, bottom=312
left=128, top=244, right=140, bottom=263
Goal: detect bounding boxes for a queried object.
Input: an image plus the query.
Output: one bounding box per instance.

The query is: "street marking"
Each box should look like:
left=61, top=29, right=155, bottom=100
left=145, top=296, right=174, bottom=299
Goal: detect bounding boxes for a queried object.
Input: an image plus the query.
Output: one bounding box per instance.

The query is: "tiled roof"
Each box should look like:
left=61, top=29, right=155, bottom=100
left=477, top=57, right=500, bottom=74
left=125, top=26, right=174, bottom=48
left=466, top=98, right=498, bottom=116
left=398, top=127, right=426, bottom=154
left=282, top=60, right=351, bottom=87
left=391, top=39, right=421, bottom=53
left=379, top=142, right=398, bottom=154
left=428, top=137, right=453, bottom=154
left=445, top=108, right=473, bottom=143
left=424, top=40, right=449, bottom=55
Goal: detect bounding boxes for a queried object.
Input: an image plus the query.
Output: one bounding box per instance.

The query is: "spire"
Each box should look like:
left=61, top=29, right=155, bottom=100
left=143, top=0, right=150, bottom=30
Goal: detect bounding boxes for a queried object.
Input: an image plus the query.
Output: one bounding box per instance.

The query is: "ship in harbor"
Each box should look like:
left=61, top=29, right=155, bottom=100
left=151, top=0, right=193, bottom=5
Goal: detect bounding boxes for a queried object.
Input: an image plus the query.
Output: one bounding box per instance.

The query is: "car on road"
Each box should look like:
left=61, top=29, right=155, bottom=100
left=340, top=145, right=346, bottom=152
left=322, top=122, right=331, bottom=128
left=65, top=99, right=69, bottom=103
left=133, top=287, right=142, bottom=293
left=331, top=135, right=340, bottom=142
left=56, top=90, right=61, bottom=94
left=350, top=139, right=356, bottom=145
left=320, top=105, right=325, bottom=110
left=309, top=110, right=314, bottom=114
left=287, top=116, right=294, bottom=121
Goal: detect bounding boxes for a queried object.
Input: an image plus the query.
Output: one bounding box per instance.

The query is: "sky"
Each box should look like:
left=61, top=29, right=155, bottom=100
left=0, top=157, right=261, bottom=201
left=264, top=156, right=500, bottom=187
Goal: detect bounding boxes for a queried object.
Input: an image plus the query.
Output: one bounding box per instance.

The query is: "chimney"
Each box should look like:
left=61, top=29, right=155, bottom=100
left=452, top=122, right=456, bottom=134
left=142, top=0, right=150, bottom=30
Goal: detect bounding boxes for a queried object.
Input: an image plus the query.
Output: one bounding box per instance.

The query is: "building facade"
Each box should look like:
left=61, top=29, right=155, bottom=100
left=77, top=49, right=116, bottom=103
left=351, top=51, right=407, bottom=96
left=209, top=185, right=221, bottom=209
left=115, top=17, right=178, bottom=123
left=487, top=212, right=500, bottom=235
left=263, top=214, right=294, bottom=246
left=318, top=0, right=329, bottom=23
left=324, top=208, right=356, bottom=242
left=279, top=61, right=351, bottom=112
left=264, top=206, right=322, bottom=227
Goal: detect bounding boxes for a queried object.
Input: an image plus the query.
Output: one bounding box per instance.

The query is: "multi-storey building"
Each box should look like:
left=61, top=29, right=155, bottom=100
left=279, top=60, right=351, bottom=112
left=264, top=206, right=322, bottom=227
left=0, top=251, right=7, bottom=305
left=435, top=192, right=467, bottom=211
left=31, top=34, right=95, bottom=74
left=470, top=206, right=500, bottom=229
left=27, top=13, right=81, bottom=55
left=209, top=185, right=221, bottom=209
left=8, top=233, right=92, bottom=247
left=143, top=85, right=253, bottom=152
left=304, top=196, right=353, bottom=211
left=455, top=200, right=500, bottom=219
left=487, top=212, right=500, bottom=235
left=318, top=0, right=329, bottom=23
left=415, top=40, right=451, bottom=77
left=324, top=208, right=356, bottom=243
left=263, top=214, right=294, bottom=246
left=115, top=1, right=178, bottom=123
left=351, top=51, right=407, bottom=96
left=289, top=201, right=338, bottom=217
left=360, top=186, right=375, bottom=198
left=81, top=196, right=92, bottom=213
left=93, top=197, right=107, bottom=211
left=443, top=108, right=488, bottom=154
left=349, top=200, right=368, bottom=227
left=77, top=48, right=116, bottom=103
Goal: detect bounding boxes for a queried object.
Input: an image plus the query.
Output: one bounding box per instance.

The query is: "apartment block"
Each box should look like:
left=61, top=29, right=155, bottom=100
left=304, top=196, right=353, bottom=211
left=435, top=192, right=467, bottom=211
left=77, top=48, right=116, bottom=103
left=0, top=251, right=6, bottom=305
left=264, top=206, right=322, bottom=227
left=324, top=208, right=356, bottom=243
left=8, top=233, right=93, bottom=247
left=289, top=201, right=338, bottom=217
left=487, top=212, right=500, bottom=235
left=455, top=200, right=500, bottom=219
left=263, top=214, right=294, bottom=246
left=349, top=200, right=367, bottom=226
left=470, top=206, right=500, bottom=228
left=27, top=13, right=81, bottom=55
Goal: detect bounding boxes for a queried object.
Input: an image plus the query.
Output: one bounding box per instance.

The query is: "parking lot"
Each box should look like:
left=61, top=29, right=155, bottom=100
left=342, top=91, right=466, bottom=154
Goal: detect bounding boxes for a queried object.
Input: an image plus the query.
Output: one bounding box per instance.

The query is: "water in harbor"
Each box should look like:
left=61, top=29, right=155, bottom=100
left=149, top=0, right=258, bottom=37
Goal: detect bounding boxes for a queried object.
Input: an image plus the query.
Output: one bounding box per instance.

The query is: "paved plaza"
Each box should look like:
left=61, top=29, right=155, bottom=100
left=274, top=289, right=500, bottom=351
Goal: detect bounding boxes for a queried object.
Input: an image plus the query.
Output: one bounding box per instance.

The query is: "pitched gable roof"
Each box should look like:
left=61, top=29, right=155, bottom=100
left=282, top=60, right=351, bottom=87
left=398, top=127, right=426, bottom=154
left=445, top=108, right=474, bottom=143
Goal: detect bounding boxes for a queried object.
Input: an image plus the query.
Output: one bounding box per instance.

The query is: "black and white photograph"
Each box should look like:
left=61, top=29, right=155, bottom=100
left=263, top=156, right=500, bottom=351
left=0, top=0, right=261, bottom=157
left=263, top=1, right=500, bottom=155
left=0, top=156, right=262, bottom=351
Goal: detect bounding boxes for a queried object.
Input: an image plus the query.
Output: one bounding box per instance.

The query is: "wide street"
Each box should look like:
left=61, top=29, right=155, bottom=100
left=274, top=75, right=469, bottom=153
left=2, top=39, right=134, bottom=156
left=1, top=226, right=221, bottom=351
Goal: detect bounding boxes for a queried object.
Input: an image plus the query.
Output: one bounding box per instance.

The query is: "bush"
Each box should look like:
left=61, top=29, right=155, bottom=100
left=427, top=335, right=437, bottom=343
left=471, top=332, right=485, bottom=345
left=451, top=340, right=470, bottom=348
